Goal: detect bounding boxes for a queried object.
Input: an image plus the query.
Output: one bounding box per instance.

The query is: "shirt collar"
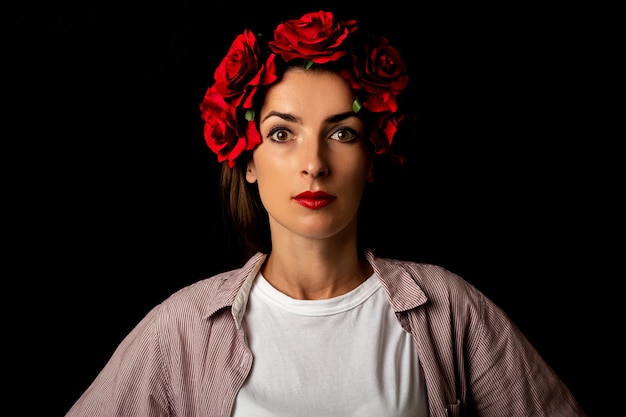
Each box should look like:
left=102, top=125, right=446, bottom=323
left=204, top=249, right=427, bottom=329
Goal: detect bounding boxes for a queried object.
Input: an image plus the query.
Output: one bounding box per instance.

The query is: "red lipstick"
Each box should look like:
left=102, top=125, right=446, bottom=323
left=294, top=190, right=336, bottom=209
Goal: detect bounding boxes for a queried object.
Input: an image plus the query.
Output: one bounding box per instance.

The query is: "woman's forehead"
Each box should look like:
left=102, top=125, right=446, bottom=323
left=261, top=69, right=355, bottom=116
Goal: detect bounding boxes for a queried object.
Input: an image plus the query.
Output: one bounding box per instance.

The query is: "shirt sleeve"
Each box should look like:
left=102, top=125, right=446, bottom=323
left=466, top=292, right=587, bottom=416
left=65, top=304, right=171, bottom=417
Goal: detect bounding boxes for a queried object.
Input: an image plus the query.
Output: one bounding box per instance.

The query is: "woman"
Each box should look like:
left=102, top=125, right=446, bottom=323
left=66, top=10, right=586, bottom=416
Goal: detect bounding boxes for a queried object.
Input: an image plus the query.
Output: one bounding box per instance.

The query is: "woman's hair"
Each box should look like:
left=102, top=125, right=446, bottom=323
left=200, top=10, right=414, bottom=259
left=219, top=148, right=270, bottom=258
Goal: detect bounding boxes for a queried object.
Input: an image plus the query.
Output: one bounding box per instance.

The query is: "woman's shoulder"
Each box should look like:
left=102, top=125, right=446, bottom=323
left=370, top=252, right=463, bottom=283
left=370, top=252, right=485, bottom=302
left=156, top=253, right=266, bottom=316
left=372, top=253, right=498, bottom=329
left=145, top=267, right=246, bottom=321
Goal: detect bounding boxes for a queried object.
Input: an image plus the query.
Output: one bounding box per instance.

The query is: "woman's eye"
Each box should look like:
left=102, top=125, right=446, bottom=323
left=268, top=128, right=294, bottom=143
left=330, top=128, right=358, bottom=143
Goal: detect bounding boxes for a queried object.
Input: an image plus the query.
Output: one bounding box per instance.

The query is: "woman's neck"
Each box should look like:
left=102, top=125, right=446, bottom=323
left=261, top=241, right=372, bottom=300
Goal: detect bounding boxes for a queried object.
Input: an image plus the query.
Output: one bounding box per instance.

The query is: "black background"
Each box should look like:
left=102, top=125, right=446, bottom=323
left=7, top=1, right=616, bottom=415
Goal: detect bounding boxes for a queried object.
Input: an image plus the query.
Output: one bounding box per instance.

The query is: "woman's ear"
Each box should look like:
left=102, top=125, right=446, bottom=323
left=246, top=158, right=258, bottom=183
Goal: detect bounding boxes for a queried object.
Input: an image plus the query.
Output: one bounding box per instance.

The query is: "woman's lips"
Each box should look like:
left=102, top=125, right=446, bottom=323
left=294, top=190, right=336, bottom=209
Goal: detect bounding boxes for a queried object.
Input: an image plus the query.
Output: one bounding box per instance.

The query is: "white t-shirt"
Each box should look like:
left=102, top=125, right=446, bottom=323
left=232, top=272, right=428, bottom=417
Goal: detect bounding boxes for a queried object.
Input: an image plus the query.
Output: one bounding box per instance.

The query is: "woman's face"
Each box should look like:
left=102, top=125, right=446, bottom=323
left=246, top=68, right=374, bottom=243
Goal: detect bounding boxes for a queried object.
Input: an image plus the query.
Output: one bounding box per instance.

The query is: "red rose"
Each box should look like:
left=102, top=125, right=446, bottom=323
left=199, top=12, right=412, bottom=166
left=377, top=112, right=404, bottom=147
left=366, top=112, right=396, bottom=154
left=212, top=29, right=277, bottom=109
left=200, top=89, right=261, bottom=167
left=268, top=11, right=358, bottom=64
left=342, top=36, right=409, bottom=113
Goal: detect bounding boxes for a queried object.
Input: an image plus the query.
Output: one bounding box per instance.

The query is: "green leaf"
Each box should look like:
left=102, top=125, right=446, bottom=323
left=244, top=109, right=255, bottom=121
left=304, top=60, right=314, bottom=70
left=352, top=98, right=363, bottom=113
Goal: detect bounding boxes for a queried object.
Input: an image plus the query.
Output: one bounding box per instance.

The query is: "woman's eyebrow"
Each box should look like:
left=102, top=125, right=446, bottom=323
left=261, top=110, right=357, bottom=124
left=261, top=111, right=299, bottom=123
left=325, top=111, right=359, bottom=124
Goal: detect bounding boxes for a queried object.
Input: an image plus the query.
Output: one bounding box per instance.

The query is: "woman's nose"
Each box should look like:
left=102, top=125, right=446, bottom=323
left=300, top=137, right=329, bottom=178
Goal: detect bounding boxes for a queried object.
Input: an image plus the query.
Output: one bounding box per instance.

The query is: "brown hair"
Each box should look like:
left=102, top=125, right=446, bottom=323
left=219, top=154, right=270, bottom=260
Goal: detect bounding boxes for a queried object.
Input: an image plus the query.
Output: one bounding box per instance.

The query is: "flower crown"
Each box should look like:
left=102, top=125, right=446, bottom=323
left=199, top=10, right=410, bottom=168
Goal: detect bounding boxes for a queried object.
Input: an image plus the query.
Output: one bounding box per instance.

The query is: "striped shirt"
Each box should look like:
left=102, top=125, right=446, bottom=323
left=66, top=250, right=586, bottom=416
